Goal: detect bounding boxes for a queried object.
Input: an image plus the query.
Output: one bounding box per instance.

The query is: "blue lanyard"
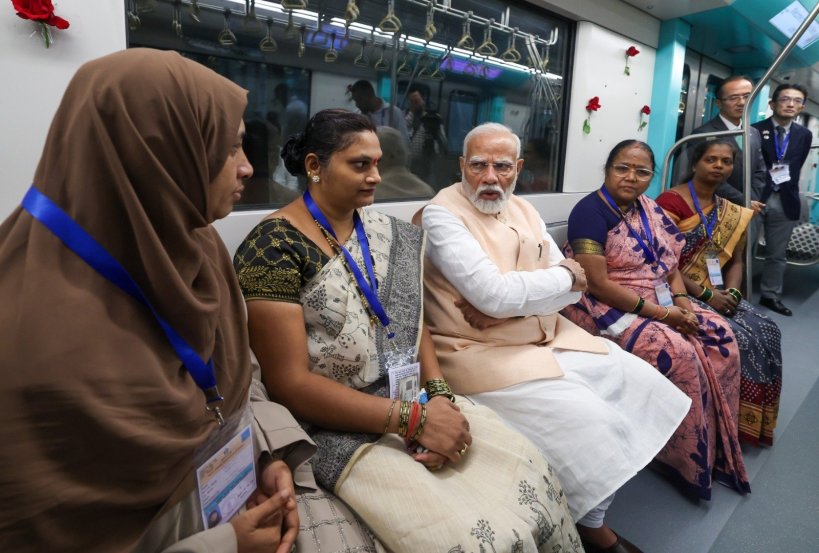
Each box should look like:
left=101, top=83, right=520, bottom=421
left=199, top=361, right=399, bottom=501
left=774, top=128, right=790, bottom=161
left=21, top=186, right=225, bottom=423
left=687, top=180, right=717, bottom=242
left=303, top=190, right=394, bottom=339
left=600, top=185, right=657, bottom=265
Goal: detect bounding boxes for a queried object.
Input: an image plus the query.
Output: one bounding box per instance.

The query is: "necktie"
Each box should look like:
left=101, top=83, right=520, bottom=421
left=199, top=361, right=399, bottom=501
left=771, top=126, right=786, bottom=192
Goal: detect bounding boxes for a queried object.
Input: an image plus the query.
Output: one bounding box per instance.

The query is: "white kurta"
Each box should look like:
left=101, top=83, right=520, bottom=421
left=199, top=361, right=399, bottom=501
left=422, top=204, right=692, bottom=520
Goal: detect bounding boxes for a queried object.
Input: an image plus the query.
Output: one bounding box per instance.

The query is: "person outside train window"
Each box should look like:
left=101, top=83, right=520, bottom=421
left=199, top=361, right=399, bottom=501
left=562, top=139, right=750, bottom=504
left=233, top=109, right=584, bottom=552
left=270, top=83, right=308, bottom=192
left=418, top=123, right=691, bottom=553
left=374, top=126, right=435, bottom=201
left=0, top=48, right=321, bottom=553
left=657, top=138, right=783, bottom=447
left=405, top=86, right=447, bottom=182
left=348, top=79, right=410, bottom=145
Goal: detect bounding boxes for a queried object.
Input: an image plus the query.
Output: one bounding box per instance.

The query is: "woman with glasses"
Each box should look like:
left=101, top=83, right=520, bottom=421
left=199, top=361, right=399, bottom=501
left=562, top=140, right=750, bottom=502
left=657, top=139, right=782, bottom=447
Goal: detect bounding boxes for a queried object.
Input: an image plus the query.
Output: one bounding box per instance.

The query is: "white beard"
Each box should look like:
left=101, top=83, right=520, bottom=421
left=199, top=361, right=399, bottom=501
left=460, top=180, right=516, bottom=214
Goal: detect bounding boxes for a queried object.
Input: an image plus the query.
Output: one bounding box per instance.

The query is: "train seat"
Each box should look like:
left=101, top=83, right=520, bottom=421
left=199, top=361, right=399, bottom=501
left=756, top=193, right=819, bottom=267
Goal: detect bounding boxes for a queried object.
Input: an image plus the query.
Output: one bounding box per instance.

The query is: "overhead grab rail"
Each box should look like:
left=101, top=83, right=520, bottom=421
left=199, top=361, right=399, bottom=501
left=136, top=0, right=558, bottom=72
left=135, top=0, right=560, bottom=57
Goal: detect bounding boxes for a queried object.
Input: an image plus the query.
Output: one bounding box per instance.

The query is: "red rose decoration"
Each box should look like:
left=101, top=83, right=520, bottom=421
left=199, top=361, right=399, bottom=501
left=11, top=0, right=70, bottom=48
left=638, top=104, right=650, bottom=131
left=624, top=45, right=640, bottom=75
left=583, top=96, right=602, bottom=134
left=586, top=97, right=602, bottom=112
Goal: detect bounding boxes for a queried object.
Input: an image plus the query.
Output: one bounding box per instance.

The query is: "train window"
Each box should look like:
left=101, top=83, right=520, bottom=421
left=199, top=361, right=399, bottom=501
left=447, top=91, right=479, bottom=156
left=126, top=0, right=573, bottom=209
left=704, top=75, right=723, bottom=122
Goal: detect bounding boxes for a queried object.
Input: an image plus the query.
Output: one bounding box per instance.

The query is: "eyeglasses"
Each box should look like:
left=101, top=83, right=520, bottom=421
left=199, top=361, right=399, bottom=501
left=775, top=96, right=805, bottom=105
left=719, top=93, right=751, bottom=103
left=610, top=164, right=654, bottom=181
left=465, top=160, right=516, bottom=177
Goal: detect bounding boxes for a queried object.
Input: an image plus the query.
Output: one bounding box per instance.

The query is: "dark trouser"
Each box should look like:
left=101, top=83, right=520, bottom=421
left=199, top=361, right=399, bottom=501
left=760, top=192, right=798, bottom=301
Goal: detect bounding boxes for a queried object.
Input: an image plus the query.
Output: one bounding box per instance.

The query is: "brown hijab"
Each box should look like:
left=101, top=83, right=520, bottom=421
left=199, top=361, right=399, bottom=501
left=0, top=49, right=251, bottom=551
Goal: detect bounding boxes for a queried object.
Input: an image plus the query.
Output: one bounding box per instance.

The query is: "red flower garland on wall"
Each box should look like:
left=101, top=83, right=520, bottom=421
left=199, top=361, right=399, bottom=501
left=11, top=0, right=70, bottom=48
left=624, top=45, right=639, bottom=76
left=638, top=105, right=651, bottom=131
left=583, top=96, right=601, bottom=135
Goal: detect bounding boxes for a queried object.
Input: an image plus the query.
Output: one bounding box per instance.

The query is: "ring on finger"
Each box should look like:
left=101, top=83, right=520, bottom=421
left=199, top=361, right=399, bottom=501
left=458, top=444, right=468, bottom=456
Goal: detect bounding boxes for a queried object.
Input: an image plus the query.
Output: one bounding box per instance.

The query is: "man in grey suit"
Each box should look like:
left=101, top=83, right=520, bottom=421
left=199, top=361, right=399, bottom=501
left=752, top=84, right=813, bottom=316
left=676, top=75, right=767, bottom=206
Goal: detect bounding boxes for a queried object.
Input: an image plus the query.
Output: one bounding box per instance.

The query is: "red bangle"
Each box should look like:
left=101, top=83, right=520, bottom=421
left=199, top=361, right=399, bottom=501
left=405, top=401, right=421, bottom=438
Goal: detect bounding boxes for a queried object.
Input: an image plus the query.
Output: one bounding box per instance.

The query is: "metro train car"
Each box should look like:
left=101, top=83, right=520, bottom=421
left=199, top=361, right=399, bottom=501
left=1, top=1, right=818, bottom=552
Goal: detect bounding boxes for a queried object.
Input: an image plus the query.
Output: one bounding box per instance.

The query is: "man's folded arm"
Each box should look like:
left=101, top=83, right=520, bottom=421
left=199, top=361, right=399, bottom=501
left=422, top=205, right=581, bottom=318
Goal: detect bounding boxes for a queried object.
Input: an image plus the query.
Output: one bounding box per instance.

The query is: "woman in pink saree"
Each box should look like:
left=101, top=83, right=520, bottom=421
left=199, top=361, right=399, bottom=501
left=562, top=140, right=749, bottom=501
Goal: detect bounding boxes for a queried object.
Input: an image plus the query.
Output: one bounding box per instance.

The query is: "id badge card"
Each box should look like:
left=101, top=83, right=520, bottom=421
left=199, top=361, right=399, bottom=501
left=194, top=404, right=256, bottom=529
left=705, top=256, right=724, bottom=286
left=389, top=362, right=421, bottom=400
left=770, top=163, right=790, bottom=185
left=654, top=281, right=673, bottom=307
left=383, top=347, right=420, bottom=401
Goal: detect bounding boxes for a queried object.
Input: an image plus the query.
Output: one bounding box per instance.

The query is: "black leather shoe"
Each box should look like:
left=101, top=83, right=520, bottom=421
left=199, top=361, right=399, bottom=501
left=759, top=297, right=792, bottom=316
left=581, top=533, right=644, bottom=553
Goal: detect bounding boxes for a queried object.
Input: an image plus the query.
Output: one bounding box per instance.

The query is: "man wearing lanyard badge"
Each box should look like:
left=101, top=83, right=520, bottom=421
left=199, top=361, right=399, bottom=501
left=752, top=84, right=813, bottom=316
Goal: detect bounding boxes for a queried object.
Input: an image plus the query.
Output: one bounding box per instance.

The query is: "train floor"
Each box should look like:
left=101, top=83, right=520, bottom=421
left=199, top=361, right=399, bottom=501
left=606, top=262, right=819, bottom=553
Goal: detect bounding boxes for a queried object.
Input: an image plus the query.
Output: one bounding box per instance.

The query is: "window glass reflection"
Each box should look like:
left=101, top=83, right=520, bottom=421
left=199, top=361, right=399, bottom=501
left=127, top=0, right=572, bottom=209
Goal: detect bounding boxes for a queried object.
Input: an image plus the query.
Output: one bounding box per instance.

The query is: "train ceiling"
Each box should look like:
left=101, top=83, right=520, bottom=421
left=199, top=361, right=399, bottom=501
left=624, top=0, right=819, bottom=94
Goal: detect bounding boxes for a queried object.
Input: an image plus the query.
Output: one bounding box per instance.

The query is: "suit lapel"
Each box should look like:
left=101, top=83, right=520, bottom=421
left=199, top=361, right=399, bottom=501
left=757, top=119, right=777, bottom=162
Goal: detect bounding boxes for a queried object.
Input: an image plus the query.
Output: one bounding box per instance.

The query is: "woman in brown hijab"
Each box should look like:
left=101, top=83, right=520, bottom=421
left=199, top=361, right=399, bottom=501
left=0, top=49, right=313, bottom=552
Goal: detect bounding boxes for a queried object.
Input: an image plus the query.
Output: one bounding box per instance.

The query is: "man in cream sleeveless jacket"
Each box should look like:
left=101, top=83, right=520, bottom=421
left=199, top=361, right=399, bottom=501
left=416, top=123, right=691, bottom=553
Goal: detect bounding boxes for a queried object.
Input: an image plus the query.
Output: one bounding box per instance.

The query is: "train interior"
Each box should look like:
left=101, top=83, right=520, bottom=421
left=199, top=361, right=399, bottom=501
left=2, top=0, right=818, bottom=551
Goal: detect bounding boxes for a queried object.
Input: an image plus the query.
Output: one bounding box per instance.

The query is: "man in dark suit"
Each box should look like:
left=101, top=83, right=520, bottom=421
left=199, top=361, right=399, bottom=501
left=752, top=83, right=813, bottom=316
left=676, top=75, right=767, bottom=206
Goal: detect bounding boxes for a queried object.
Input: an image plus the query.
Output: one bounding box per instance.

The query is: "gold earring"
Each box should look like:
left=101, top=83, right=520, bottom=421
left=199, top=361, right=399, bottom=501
left=311, top=174, right=320, bottom=183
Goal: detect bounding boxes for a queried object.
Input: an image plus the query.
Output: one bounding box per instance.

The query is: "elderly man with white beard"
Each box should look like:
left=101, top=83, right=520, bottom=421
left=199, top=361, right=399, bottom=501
left=415, top=123, right=691, bottom=553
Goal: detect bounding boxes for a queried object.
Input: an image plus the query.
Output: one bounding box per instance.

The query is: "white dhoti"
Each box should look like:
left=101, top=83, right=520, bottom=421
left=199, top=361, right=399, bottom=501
left=468, top=340, right=691, bottom=520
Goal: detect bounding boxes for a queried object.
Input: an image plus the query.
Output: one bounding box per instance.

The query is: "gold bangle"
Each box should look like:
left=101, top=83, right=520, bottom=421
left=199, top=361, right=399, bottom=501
left=397, top=401, right=411, bottom=437
left=656, top=306, right=671, bottom=321
left=424, top=378, right=455, bottom=403
left=410, top=405, right=427, bottom=441
left=383, top=399, right=397, bottom=434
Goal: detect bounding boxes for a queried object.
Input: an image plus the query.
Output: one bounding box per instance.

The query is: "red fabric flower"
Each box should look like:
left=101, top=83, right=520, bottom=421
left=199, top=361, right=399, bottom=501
left=585, top=97, right=602, bottom=112
left=624, top=46, right=639, bottom=75
left=638, top=104, right=650, bottom=131
left=12, top=0, right=69, bottom=29
left=583, top=96, right=601, bottom=134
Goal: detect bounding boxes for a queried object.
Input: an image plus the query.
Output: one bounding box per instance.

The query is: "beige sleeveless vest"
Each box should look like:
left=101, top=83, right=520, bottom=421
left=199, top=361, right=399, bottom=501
left=423, top=184, right=607, bottom=394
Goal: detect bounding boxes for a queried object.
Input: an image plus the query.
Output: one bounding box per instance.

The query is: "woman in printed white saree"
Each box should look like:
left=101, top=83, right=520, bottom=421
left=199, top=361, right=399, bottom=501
left=234, top=109, right=582, bottom=552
